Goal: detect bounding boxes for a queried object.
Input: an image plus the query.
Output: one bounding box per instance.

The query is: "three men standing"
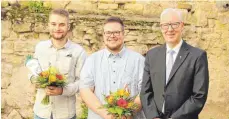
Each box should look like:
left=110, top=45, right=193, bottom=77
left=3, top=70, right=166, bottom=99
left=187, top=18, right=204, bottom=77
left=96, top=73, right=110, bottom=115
left=29, top=7, right=209, bottom=119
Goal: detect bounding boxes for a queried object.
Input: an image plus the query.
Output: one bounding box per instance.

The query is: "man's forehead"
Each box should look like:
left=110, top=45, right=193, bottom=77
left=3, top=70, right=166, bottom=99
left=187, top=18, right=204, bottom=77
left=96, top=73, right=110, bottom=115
left=49, top=14, right=68, bottom=23
left=104, top=22, right=122, bottom=30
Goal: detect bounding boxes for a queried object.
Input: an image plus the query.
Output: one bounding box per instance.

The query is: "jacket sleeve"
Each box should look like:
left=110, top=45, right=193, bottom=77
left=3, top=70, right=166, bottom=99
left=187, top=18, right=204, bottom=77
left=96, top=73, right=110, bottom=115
left=140, top=53, right=160, bottom=119
left=171, top=51, right=209, bottom=119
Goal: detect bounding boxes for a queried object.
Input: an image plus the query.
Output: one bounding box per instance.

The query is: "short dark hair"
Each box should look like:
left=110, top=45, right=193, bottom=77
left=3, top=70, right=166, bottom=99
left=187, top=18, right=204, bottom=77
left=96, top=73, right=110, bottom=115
left=104, top=16, right=124, bottom=31
left=50, top=8, right=69, bottom=21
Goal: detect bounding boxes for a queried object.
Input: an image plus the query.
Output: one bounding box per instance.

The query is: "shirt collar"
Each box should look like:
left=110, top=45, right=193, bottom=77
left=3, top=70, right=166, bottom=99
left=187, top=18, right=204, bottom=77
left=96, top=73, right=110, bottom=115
left=104, top=46, right=126, bottom=58
left=48, top=39, right=71, bottom=49
left=166, top=39, right=183, bottom=54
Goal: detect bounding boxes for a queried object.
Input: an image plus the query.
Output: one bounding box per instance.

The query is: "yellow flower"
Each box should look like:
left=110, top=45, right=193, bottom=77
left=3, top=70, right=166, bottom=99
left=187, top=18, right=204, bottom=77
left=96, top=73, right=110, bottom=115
left=49, top=75, right=57, bottom=83
left=107, top=96, right=114, bottom=104
left=127, top=102, right=134, bottom=108
left=117, top=89, right=130, bottom=97
left=49, top=66, right=58, bottom=74
left=117, top=89, right=125, bottom=96
left=124, top=91, right=130, bottom=97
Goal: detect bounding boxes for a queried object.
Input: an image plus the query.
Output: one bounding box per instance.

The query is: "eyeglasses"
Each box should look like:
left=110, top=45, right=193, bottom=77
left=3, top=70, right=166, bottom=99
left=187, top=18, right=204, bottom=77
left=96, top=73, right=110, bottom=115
left=104, top=31, right=122, bottom=37
left=160, top=22, right=181, bottom=30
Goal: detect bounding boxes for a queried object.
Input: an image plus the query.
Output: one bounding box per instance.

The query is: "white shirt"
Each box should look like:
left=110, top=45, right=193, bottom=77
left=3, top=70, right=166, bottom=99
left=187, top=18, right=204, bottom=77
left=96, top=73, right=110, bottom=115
left=32, top=40, right=87, bottom=119
left=166, top=40, right=183, bottom=66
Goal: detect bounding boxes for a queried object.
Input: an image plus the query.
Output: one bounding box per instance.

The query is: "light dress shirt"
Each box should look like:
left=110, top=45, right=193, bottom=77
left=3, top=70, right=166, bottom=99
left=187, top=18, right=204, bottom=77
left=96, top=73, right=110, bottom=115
left=80, top=46, right=146, bottom=119
left=33, top=40, right=87, bottom=119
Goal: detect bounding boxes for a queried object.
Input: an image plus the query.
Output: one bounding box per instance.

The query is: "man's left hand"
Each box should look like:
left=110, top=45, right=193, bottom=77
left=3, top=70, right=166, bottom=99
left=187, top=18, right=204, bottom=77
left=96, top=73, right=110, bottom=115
left=45, top=86, right=63, bottom=96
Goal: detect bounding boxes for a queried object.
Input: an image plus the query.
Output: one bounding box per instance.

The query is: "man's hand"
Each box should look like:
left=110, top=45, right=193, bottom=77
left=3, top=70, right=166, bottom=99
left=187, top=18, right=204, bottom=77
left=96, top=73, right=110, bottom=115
left=121, top=115, right=132, bottom=119
left=45, top=86, right=63, bottom=96
left=103, top=114, right=132, bottom=119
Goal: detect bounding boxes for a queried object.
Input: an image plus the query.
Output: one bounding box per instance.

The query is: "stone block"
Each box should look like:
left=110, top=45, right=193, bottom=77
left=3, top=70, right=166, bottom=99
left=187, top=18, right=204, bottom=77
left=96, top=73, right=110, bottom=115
left=1, top=77, right=10, bottom=89
left=115, top=0, right=136, bottom=3
left=125, top=36, right=138, bottom=41
left=7, top=109, right=22, bottom=119
left=126, top=44, right=148, bottom=55
left=2, top=63, right=13, bottom=75
left=177, top=3, right=192, bottom=10
left=1, top=95, right=7, bottom=110
left=13, top=23, right=32, bottom=33
left=14, top=41, right=37, bottom=52
left=98, top=3, right=118, bottom=10
left=125, top=3, right=144, bottom=15
left=218, top=12, right=229, bottom=24
left=1, top=1, right=9, bottom=8
left=2, top=21, right=12, bottom=38
left=66, top=1, right=97, bottom=12
left=1, top=54, right=24, bottom=65
left=137, top=33, right=161, bottom=44
left=194, top=10, right=208, bottom=27
left=99, top=0, right=115, bottom=3
left=34, top=22, right=49, bottom=33
left=208, top=19, right=215, bottom=28
left=215, top=20, right=229, bottom=31
left=2, top=41, right=14, bottom=54
left=127, top=31, right=139, bottom=36
left=43, top=1, right=66, bottom=9
left=39, top=33, right=50, bottom=40
left=143, top=3, right=162, bottom=17
left=19, top=33, right=39, bottom=40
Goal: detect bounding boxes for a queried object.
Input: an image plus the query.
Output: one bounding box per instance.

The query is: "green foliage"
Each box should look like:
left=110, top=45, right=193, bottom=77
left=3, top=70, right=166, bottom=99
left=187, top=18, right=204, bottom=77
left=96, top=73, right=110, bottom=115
left=78, top=102, right=88, bottom=119
left=7, top=1, right=51, bottom=23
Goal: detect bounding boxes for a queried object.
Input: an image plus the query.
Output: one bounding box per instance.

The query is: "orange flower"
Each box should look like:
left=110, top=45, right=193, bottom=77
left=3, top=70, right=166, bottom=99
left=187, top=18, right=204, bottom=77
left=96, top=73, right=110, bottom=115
left=56, top=74, right=63, bottom=80
left=40, top=71, right=49, bottom=78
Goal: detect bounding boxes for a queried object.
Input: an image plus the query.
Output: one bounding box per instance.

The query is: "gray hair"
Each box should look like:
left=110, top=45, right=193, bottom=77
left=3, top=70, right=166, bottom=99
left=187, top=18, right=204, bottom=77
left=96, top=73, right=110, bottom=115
left=160, top=8, right=183, bottom=22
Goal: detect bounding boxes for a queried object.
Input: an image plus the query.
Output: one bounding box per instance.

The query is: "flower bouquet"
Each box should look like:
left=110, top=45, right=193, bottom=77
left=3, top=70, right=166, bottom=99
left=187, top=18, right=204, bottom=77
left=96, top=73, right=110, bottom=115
left=102, top=89, right=138, bottom=119
left=33, top=66, right=67, bottom=105
left=25, top=55, right=67, bottom=105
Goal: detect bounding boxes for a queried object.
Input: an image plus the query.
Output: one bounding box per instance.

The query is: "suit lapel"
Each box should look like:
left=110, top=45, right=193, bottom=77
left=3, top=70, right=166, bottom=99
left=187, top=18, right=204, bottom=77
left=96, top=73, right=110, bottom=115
left=157, top=45, right=166, bottom=90
left=166, top=41, right=190, bottom=87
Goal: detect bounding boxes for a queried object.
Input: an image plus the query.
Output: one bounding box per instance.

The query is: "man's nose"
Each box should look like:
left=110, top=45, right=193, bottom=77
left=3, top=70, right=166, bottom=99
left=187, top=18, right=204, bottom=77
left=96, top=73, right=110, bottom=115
left=110, top=33, right=115, bottom=37
left=167, top=25, right=173, bottom=31
left=54, top=25, right=60, bottom=30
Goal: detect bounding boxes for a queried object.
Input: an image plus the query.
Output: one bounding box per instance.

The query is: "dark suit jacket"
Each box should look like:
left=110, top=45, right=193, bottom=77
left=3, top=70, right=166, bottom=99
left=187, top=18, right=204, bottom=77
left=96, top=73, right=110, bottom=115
left=140, top=41, right=209, bottom=119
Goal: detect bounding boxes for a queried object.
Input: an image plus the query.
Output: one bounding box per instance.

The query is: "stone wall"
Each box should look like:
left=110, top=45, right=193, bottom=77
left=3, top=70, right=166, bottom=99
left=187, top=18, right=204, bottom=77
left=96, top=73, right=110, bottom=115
left=1, top=0, right=229, bottom=119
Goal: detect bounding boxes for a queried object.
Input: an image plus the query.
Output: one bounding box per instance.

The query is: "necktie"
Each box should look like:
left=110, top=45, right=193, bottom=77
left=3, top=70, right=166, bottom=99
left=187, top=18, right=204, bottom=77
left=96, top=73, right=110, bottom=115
left=162, top=50, right=175, bottom=113
left=166, top=50, right=175, bottom=85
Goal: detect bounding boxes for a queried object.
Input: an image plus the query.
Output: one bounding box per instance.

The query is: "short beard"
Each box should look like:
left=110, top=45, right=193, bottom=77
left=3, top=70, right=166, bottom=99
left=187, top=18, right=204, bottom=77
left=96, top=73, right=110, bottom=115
left=106, top=43, right=123, bottom=53
left=51, top=33, right=67, bottom=41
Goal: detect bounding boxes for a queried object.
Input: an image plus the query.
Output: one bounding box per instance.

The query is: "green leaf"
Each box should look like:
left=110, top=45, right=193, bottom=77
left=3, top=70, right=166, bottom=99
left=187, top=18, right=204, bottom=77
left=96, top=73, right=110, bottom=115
left=115, top=107, right=123, bottom=115
left=108, top=108, right=116, bottom=113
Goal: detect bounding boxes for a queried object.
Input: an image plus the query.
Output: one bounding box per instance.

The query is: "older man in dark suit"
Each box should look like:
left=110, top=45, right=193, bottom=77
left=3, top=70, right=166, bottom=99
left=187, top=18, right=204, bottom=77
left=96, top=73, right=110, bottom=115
left=140, top=8, right=209, bottom=119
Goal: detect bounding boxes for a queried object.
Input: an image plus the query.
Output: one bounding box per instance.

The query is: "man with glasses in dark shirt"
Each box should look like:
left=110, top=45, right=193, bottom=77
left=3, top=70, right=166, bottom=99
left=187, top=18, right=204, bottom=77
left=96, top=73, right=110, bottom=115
left=140, top=8, right=209, bottom=119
